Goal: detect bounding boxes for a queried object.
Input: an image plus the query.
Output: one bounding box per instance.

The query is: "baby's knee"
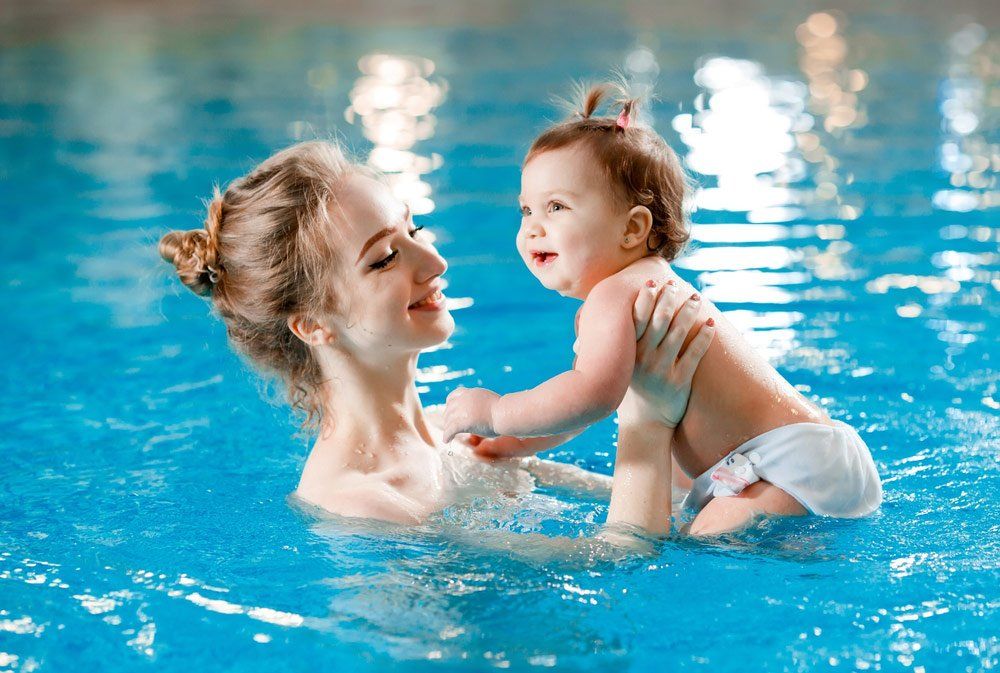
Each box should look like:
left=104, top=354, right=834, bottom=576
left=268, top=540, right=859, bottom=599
left=688, top=481, right=807, bottom=536
left=688, top=496, right=758, bottom=536
left=741, top=480, right=808, bottom=516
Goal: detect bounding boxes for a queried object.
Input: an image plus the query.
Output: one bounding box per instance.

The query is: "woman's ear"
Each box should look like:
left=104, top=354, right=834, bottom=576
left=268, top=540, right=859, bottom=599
left=287, top=314, right=335, bottom=346
left=622, top=206, right=653, bottom=250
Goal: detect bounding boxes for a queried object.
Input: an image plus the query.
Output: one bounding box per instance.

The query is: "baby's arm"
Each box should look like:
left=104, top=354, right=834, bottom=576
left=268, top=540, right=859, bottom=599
left=442, top=279, right=636, bottom=442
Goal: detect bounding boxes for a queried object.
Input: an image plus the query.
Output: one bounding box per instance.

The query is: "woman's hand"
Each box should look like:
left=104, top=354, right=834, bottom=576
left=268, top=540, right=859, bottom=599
left=465, top=430, right=583, bottom=460
left=465, top=434, right=534, bottom=458
left=442, top=387, right=501, bottom=443
left=626, top=281, right=716, bottom=428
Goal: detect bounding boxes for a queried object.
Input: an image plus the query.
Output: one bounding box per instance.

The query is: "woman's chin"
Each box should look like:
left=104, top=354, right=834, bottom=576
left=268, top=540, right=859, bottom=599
left=415, top=311, right=455, bottom=346
left=437, top=312, right=456, bottom=338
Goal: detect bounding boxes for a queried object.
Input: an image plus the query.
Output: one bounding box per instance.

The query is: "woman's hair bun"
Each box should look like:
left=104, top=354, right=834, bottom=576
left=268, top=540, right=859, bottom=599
left=158, top=196, right=224, bottom=297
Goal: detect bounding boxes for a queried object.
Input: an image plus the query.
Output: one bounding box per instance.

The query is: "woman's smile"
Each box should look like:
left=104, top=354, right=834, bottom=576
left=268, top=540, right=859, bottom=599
left=408, top=286, right=446, bottom=311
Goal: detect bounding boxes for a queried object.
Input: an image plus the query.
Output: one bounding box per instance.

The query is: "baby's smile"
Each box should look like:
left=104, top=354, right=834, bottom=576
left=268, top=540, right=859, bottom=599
left=530, top=250, right=559, bottom=267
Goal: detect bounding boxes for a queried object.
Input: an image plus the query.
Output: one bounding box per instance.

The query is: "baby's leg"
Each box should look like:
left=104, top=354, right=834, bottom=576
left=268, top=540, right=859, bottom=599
left=688, top=481, right=806, bottom=536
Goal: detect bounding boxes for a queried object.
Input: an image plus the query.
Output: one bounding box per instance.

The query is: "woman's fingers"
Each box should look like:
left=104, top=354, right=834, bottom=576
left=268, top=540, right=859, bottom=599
left=675, top=317, right=716, bottom=381
left=632, top=280, right=661, bottom=341
left=637, top=280, right=679, bottom=352
left=655, top=293, right=701, bottom=364
left=457, top=433, right=483, bottom=447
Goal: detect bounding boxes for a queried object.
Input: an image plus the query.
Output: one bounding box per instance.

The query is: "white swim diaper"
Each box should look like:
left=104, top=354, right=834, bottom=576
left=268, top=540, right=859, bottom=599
left=682, top=421, right=883, bottom=518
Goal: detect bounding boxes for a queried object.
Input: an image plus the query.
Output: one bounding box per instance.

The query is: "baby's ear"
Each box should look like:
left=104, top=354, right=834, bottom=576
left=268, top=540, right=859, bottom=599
left=622, top=206, right=653, bottom=250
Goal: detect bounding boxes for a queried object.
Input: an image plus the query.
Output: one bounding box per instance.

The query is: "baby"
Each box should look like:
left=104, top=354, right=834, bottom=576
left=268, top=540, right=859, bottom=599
left=443, top=84, right=882, bottom=534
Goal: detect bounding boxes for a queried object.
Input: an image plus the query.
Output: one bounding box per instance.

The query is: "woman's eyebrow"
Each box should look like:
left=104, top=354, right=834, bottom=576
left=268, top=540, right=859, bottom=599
left=354, top=205, right=411, bottom=264
left=356, top=228, right=395, bottom=264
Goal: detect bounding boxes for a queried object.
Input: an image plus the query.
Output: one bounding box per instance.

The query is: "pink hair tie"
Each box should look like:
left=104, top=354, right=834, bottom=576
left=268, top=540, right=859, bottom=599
left=615, top=107, right=631, bottom=131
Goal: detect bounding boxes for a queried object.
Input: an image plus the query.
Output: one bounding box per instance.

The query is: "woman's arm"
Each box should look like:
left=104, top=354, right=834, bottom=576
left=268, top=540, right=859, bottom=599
left=521, top=457, right=613, bottom=498
left=606, top=289, right=715, bottom=534
left=606, top=418, right=675, bottom=535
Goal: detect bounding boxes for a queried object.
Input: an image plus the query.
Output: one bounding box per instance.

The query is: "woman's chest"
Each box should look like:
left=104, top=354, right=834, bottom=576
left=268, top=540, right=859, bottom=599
left=378, top=449, right=451, bottom=505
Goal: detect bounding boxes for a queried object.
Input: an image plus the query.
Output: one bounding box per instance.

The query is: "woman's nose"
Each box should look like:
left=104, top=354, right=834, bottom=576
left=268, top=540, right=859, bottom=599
left=416, top=242, right=448, bottom=284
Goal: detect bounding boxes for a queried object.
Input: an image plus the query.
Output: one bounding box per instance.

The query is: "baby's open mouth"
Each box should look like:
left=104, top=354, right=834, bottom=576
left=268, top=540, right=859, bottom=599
left=531, top=251, right=558, bottom=266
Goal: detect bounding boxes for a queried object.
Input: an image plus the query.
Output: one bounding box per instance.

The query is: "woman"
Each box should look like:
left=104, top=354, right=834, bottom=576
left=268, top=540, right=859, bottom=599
left=158, top=141, right=712, bottom=534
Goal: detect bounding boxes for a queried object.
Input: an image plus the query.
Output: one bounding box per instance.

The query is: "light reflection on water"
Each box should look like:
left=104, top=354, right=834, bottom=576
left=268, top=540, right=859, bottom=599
left=934, top=21, right=998, bottom=213
left=346, top=53, right=447, bottom=216
left=675, top=11, right=869, bottom=222
left=795, top=11, right=868, bottom=221
left=675, top=56, right=812, bottom=217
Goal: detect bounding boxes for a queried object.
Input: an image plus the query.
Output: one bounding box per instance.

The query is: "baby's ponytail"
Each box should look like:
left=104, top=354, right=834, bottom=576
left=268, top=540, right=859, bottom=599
left=580, top=84, right=608, bottom=119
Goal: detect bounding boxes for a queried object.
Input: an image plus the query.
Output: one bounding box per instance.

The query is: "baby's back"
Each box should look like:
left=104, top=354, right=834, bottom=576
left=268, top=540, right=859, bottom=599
left=617, top=257, right=831, bottom=478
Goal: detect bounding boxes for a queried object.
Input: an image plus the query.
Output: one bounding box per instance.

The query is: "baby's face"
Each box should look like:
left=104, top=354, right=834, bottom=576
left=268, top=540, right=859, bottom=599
left=517, top=143, right=629, bottom=299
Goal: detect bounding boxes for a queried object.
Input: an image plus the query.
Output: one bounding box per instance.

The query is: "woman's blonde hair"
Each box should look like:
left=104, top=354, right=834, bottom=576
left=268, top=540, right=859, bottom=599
left=159, top=140, right=357, bottom=430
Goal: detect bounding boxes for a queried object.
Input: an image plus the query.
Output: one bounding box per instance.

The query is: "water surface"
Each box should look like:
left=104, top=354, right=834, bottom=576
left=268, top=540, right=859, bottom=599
left=1, top=2, right=998, bottom=671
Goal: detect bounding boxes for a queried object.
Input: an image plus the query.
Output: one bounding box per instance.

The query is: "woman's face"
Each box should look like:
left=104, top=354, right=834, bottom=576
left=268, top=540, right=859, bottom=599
left=327, top=174, right=454, bottom=356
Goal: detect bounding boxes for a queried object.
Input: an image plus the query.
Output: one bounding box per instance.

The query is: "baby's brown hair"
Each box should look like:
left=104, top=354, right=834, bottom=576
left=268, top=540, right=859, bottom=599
left=525, top=84, right=690, bottom=260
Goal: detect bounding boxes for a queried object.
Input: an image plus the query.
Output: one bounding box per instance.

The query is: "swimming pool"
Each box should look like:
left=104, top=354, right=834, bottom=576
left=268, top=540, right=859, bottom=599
left=1, top=1, right=997, bottom=670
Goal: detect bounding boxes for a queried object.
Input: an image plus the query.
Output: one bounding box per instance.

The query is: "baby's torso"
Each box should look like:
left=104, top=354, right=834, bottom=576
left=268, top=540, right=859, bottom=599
left=611, top=257, right=832, bottom=477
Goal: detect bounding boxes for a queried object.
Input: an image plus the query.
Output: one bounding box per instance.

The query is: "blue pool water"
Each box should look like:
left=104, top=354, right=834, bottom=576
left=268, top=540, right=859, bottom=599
left=1, top=2, right=998, bottom=671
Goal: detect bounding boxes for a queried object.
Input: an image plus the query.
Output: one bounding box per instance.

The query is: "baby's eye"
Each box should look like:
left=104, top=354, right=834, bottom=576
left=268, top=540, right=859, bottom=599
left=520, top=205, right=531, bottom=217
left=409, top=225, right=425, bottom=238
left=369, top=250, right=398, bottom=270
left=549, top=201, right=566, bottom=212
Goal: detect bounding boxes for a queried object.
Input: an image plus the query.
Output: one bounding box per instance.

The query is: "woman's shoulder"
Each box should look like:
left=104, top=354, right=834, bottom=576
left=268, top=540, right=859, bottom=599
left=295, top=476, right=426, bottom=525
left=424, top=404, right=445, bottom=430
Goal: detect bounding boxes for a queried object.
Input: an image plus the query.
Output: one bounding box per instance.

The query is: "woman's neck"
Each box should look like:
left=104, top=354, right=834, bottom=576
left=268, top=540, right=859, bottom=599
left=310, top=348, right=437, bottom=473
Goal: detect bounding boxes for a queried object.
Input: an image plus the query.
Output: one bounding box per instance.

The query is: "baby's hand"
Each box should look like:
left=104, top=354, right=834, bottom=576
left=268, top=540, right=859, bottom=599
left=442, top=387, right=501, bottom=443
